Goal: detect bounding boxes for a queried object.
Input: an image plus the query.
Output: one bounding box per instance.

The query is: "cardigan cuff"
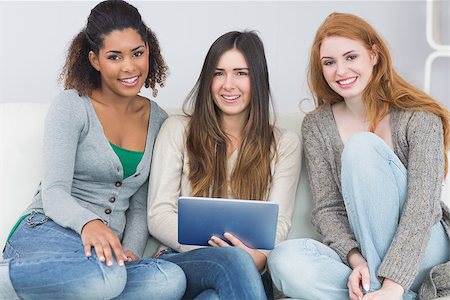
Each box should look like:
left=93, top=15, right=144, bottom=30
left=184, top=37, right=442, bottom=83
left=377, top=257, right=417, bottom=291
left=333, top=241, right=360, bottom=266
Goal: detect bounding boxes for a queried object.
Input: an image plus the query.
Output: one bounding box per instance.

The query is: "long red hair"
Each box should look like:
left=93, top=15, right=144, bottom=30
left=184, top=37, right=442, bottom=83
left=308, top=12, right=450, bottom=175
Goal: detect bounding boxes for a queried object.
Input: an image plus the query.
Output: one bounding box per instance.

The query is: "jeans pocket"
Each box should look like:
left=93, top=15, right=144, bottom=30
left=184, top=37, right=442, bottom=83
left=26, top=211, right=49, bottom=228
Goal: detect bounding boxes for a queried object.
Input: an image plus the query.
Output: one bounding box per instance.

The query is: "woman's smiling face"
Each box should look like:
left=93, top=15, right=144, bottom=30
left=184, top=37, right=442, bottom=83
left=320, top=36, right=378, bottom=102
left=89, top=28, right=149, bottom=98
left=211, top=48, right=252, bottom=120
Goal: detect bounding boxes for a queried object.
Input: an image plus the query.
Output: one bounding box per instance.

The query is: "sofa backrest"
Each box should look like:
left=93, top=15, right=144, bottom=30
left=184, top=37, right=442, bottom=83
left=1, top=103, right=50, bottom=254
left=0, top=102, right=320, bottom=257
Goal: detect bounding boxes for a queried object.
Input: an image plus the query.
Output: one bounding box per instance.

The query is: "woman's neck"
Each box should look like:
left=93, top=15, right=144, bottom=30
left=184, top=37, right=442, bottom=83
left=90, top=88, right=137, bottom=113
left=342, top=97, right=367, bottom=122
left=221, top=114, right=247, bottom=155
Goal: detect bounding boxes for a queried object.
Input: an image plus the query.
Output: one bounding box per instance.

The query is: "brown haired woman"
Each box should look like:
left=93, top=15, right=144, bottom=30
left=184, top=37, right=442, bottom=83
left=268, top=12, right=450, bottom=300
left=148, top=31, right=301, bottom=299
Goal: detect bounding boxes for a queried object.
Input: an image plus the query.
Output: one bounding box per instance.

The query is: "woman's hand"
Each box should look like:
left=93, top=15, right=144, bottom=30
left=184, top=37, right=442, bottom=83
left=347, top=249, right=370, bottom=300
left=124, top=250, right=139, bottom=262
left=362, top=279, right=403, bottom=300
left=81, top=219, right=127, bottom=266
left=348, top=261, right=370, bottom=300
left=208, top=232, right=267, bottom=271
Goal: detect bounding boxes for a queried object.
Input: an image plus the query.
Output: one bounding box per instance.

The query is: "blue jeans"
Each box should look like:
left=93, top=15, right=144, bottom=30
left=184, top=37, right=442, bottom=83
left=1, top=212, right=186, bottom=299
left=268, top=132, right=449, bottom=300
left=161, top=247, right=267, bottom=300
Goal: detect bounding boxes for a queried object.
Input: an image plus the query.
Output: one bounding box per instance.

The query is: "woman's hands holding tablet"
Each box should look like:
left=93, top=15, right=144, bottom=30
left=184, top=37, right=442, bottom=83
left=209, top=232, right=267, bottom=271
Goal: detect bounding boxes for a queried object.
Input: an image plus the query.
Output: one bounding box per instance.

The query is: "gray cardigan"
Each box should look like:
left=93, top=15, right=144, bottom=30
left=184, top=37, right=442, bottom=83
left=25, top=89, right=167, bottom=257
left=302, top=104, right=450, bottom=297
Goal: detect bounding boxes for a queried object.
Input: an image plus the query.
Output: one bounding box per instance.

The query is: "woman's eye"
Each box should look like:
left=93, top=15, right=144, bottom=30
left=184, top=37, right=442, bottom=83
left=134, top=51, right=144, bottom=57
left=107, top=55, right=120, bottom=61
left=323, top=60, right=334, bottom=66
left=347, top=54, right=357, bottom=61
left=213, top=71, right=223, bottom=76
left=237, top=71, right=248, bottom=76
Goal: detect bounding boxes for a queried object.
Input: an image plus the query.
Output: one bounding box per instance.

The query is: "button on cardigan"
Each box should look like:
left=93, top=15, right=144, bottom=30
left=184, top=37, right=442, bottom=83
left=24, top=89, right=168, bottom=257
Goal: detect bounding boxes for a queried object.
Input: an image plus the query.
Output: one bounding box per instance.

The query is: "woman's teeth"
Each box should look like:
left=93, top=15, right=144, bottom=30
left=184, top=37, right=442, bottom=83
left=222, top=95, right=239, bottom=100
left=338, top=77, right=356, bottom=85
left=120, top=76, right=138, bottom=83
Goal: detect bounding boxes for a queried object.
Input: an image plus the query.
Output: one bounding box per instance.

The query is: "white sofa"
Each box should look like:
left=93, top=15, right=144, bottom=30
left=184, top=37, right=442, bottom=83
left=1, top=102, right=449, bottom=262
left=0, top=102, right=323, bottom=259
left=1, top=101, right=449, bottom=300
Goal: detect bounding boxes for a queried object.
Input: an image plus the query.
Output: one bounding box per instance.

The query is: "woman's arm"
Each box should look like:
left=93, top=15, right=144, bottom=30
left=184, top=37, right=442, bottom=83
left=148, top=116, right=200, bottom=252
left=267, top=129, right=302, bottom=245
left=302, top=114, right=359, bottom=264
left=121, top=181, right=149, bottom=258
left=41, top=92, right=100, bottom=233
left=42, top=91, right=126, bottom=266
left=377, top=110, right=445, bottom=291
left=122, top=102, right=168, bottom=258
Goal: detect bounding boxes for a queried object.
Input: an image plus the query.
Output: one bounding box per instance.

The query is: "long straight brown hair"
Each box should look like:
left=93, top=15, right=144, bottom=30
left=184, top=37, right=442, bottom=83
left=308, top=12, right=450, bottom=176
left=184, top=31, right=275, bottom=200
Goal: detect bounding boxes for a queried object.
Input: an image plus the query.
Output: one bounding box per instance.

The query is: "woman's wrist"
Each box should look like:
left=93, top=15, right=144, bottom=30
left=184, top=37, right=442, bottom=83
left=382, top=278, right=404, bottom=294
left=347, top=248, right=366, bottom=269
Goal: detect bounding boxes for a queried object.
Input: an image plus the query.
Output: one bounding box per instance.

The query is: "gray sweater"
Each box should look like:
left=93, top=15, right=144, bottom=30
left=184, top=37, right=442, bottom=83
left=25, top=89, right=168, bottom=257
left=302, top=103, right=450, bottom=294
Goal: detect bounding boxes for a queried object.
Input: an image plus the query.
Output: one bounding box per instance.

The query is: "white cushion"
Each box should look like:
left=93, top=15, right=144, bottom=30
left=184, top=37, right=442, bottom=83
left=0, top=103, right=49, bottom=254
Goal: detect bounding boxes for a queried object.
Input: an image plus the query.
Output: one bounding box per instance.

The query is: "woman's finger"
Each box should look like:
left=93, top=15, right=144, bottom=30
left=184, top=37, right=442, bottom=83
left=101, top=239, right=114, bottom=266
left=109, top=238, right=125, bottom=266
left=124, top=250, right=139, bottom=261
left=84, top=242, right=92, bottom=257
left=208, top=239, right=219, bottom=247
left=224, top=232, right=245, bottom=248
left=348, top=272, right=363, bottom=299
left=92, top=240, right=105, bottom=262
left=210, top=235, right=230, bottom=247
left=361, top=267, right=371, bottom=292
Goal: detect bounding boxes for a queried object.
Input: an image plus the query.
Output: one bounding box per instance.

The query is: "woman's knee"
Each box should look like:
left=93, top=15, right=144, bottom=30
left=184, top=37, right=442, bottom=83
left=343, top=132, right=386, bottom=163
left=85, top=261, right=128, bottom=299
left=121, top=259, right=186, bottom=300
left=217, top=247, right=256, bottom=271
left=268, top=239, right=329, bottom=294
left=146, top=259, right=186, bottom=299
left=268, top=239, right=314, bottom=278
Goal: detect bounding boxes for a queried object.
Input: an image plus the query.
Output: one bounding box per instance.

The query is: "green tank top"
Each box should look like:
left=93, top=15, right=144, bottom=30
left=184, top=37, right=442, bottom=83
left=109, top=142, right=144, bottom=179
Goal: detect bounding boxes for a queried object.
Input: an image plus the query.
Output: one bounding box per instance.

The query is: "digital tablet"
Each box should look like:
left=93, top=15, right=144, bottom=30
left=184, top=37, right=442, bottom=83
left=178, top=196, right=279, bottom=250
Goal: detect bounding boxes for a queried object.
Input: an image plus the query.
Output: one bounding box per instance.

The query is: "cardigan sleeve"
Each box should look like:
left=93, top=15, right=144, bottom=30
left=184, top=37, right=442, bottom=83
left=302, top=114, right=359, bottom=264
left=268, top=129, right=301, bottom=246
left=147, top=116, right=200, bottom=252
left=41, top=91, right=100, bottom=234
left=377, top=110, right=445, bottom=290
left=121, top=181, right=150, bottom=258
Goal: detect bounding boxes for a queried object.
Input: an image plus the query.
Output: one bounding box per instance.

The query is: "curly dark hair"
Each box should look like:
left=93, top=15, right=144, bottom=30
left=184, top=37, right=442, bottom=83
left=61, top=0, right=167, bottom=97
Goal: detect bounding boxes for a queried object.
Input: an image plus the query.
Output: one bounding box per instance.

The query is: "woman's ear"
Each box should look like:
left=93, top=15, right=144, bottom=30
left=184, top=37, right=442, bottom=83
left=88, top=51, right=100, bottom=71
left=370, top=45, right=379, bottom=66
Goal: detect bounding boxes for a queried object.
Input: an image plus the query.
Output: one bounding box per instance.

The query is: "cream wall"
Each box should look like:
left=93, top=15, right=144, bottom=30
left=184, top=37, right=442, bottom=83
left=0, top=1, right=448, bottom=112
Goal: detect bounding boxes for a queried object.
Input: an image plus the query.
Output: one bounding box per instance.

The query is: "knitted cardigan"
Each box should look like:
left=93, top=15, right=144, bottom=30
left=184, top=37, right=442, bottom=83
left=302, top=104, right=450, bottom=298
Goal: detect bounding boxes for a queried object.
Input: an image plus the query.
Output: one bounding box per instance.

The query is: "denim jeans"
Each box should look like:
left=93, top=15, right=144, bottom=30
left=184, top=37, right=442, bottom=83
left=1, top=212, right=186, bottom=299
left=160, top=247, right=267, bottom=300
left=268, top=132, right=449, bottom=300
